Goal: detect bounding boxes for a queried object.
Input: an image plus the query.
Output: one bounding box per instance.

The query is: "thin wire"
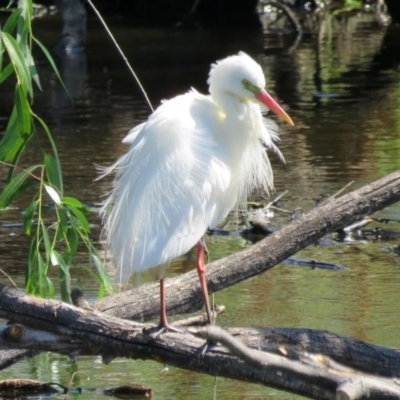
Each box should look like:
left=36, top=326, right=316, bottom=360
left=86, top=0, right=154, bottom=113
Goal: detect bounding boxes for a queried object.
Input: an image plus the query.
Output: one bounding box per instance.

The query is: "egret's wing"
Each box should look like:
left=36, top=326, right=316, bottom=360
left=101, top=91, right=231, bottom=282
left=122, top=122, right=146, bottom=144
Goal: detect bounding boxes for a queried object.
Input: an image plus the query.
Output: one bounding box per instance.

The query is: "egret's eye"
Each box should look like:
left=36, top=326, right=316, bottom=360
left=242, top=79, right=251, bottom=87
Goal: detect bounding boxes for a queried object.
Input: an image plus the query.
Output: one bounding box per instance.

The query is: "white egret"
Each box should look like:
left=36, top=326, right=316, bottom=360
left=101, top=51, right=293, bottom=330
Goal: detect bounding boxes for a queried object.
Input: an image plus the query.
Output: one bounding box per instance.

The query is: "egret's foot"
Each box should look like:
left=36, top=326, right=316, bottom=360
left=149, top=323, right=184, bottom=339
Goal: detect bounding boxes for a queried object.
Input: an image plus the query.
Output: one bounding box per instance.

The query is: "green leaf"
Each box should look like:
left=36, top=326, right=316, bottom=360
left=24, top=48, right=42, bottom=90
left=0, top=30, right=2, bottom=72
left=62, top=196, right=84, bottom=209
left=0, top=106, right=29, bottom=162
left=15, top=82, right=32, bottom=134
left=97, top=283, right=105, bottom=299
left=53, top=250, right=71, bottom=302
left=44, top=154, right=63, bottom=193
left=50, top=249, right=63, bottom=267
left=41, top=220, right=52, bottom=266
left=0, top=31, right=33, bottom=98
left=2, top=8, right=22, bottom=34
left=44, top=184, right=61, bottom=206
left=4, top=130, right=33, bottom=185
left=69, top=205, right=90, bottom=233
left=0, top=165, right=40, bottom=209
left=57, top=207, right=69, bottom=238
left=0, top=63, right=14, bottom=85
left=34, top=37, right=69, bottom=99
left=23, top=198, right=38, bottom=235
left=46, top=277, right=55, bottom=298
left=33, top=114, right=62, bottom=180
left=26, top=234, right=38, bottom=288
left=91, top=252, right=113, bottom=295
left=29, top=61, right=42, bottom=91
left=67, top=226, right=79, bottom=256
left=37, top=252, right=46, bottom=297
left=17, top=0, right=33, bottom=39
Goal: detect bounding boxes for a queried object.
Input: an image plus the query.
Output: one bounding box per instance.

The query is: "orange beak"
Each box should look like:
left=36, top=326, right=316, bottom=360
left=256, top=89, right=294, bottom=126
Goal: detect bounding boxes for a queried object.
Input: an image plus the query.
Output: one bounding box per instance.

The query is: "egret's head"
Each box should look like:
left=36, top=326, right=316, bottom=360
left=208, top=52, right=294, bottom=125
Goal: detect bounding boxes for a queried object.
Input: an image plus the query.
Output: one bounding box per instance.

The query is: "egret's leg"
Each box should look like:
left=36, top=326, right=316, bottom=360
left=159, top=278, right=168, bottom=327
left=197, top=238, right=213, bottom=324
left=152, top=278, right=183, bottom=337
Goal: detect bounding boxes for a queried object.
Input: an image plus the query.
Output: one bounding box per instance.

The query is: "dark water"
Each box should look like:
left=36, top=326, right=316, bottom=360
left=1, top=6, right=400, bottom=399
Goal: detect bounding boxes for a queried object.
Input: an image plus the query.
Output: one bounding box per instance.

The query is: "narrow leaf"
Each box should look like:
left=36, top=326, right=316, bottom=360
left=41, top=221, right=52, bottom=267
left=56, top=252, right=71, bottom=302
left=33, top=115, right=62, bottom=188
left=4, top=130, right=33, bottom=185
left=44, top=154, right=63, bottom=192
left=15, top=82, right=32, bottom=134
left=34, top=37, right=70, bottom=99
left=0, top=165, right=40, bottom=209
left=26, top=236, right=37, bottom=290
left=0, top=63, right=14, bottom=85
left=67, top=226, right=79, bottom=256
left=26, top=51, right=42, bottom=90
left=37, top=252, right=46, bottom=297
left=51, top=249, right=63, bottom=267
left=46, top=277, right=55, bottom=298
left=0, top=32, right=33, bottom=98
left=63, top=196, right=84, bottom=209
left=0, top=106, right=28, bottom=162
left=91, top=252, right=114, bottom=295
left=44, top=184, right=61, bottom=206
left=2, top=8, right=22, bottom=34
left=23, top=198, right=38, bottom=235
left=57, top=208, right=69, bottom=237
left=0, top=29, right=2, bottom=72
left=69, top=205, right=90, bottom=233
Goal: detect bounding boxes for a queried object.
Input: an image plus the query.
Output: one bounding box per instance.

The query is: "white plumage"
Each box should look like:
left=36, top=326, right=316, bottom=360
left=101, top=51, right=293, bottom=328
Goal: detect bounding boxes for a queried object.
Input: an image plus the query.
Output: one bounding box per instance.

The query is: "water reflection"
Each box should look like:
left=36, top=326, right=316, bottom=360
left=1, top=6, right=400, bottom=400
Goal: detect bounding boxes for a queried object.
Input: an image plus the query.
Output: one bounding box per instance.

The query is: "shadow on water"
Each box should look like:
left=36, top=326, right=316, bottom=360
left=1, top=4, right=400, bottom=399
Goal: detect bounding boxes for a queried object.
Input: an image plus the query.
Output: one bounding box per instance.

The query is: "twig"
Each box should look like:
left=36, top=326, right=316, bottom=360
left=320, top=181, right=354, bottom=205
left=174, top=306, right=225, bottom=327
left=86, top=0, right=154, bottom=113
left=264, top=190, right=288, bottom=209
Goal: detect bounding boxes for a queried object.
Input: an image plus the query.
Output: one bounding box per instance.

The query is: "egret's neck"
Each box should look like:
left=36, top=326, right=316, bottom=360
left=211, top=91, right=264, bottom=182
left=212, top=91, right=261, bottom=142
left=211, top=90, right=247, bottom=117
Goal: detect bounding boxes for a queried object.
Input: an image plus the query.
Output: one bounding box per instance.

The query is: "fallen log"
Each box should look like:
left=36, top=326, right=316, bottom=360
left=0, top=285, right=400, bottom=399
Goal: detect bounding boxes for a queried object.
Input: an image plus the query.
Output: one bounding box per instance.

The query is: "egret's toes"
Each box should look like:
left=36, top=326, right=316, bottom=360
left=148, top=323, right=184, bottom=339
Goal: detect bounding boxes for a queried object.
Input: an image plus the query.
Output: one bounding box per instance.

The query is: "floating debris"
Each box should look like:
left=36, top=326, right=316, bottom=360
left=103, top=384, right=153, bottom=398
left=285, top=258, right=347, bottom=270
